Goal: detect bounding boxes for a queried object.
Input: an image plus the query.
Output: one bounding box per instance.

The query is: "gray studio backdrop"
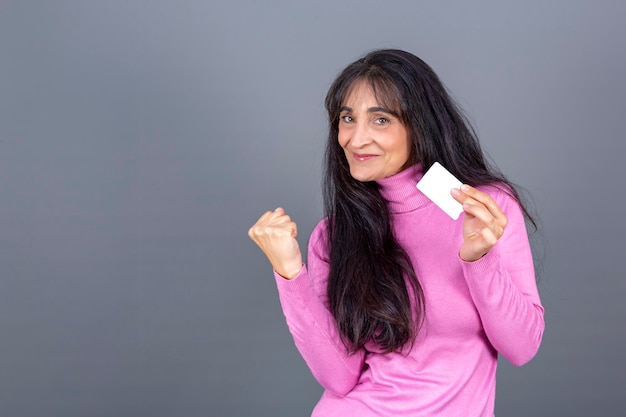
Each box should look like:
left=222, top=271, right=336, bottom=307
left=1, top=1, right=624, bottom=416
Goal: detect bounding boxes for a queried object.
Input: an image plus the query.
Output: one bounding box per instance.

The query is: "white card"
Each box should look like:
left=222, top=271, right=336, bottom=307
left=416, top=162, right=464, bottom=220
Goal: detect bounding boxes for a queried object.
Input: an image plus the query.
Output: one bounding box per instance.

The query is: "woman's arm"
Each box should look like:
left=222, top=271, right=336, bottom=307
left=454, top=187, right=544, bottom=365
left=273, top=222, right=365, bottom=396
left=249, top=212, right=365, bottom=395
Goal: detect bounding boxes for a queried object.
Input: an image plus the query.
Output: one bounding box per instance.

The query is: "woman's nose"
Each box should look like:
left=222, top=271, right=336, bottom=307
left=349, top=122, right=371, bottom=148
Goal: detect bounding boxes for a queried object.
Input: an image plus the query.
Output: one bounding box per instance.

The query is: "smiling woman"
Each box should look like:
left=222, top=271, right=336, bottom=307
left=248, top=49, right=544, bottom=417
left=337, top=82, right=411, bottom=182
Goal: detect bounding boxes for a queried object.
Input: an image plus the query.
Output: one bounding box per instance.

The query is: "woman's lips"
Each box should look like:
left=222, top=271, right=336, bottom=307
left=353, top=153, right=378, bottom=161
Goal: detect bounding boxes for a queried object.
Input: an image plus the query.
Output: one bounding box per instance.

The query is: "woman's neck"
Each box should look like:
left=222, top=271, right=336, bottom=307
left=375, top=164, right=431, bottom=213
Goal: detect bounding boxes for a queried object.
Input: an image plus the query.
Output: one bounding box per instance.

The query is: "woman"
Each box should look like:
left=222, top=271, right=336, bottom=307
left=248, top=49, right=544, bottom=417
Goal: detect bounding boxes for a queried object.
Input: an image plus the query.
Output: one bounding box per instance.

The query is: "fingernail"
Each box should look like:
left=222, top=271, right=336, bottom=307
left=451, top=188, right=460, bottom=197
left=461, top=184, right=470, bottom=192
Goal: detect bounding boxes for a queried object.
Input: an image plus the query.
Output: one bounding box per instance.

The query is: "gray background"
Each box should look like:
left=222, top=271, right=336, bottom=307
left=1, top=0, right=624, bottom=416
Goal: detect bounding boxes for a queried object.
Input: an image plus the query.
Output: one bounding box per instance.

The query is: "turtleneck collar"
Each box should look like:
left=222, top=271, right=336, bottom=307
left=376, top=164, right=432, bottom=213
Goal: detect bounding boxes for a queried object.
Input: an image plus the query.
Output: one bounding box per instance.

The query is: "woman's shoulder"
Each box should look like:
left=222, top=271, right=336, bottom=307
left=309, top=217, right=329, bottom=246
left=476, top=183, right=519, bottom=208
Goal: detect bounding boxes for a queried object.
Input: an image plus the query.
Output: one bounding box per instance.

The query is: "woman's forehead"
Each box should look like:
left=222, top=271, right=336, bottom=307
left=342, top=78, right=400, bottom=111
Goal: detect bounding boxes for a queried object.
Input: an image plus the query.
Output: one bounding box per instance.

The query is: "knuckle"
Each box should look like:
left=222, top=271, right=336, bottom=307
left=483, top=233, right=497, bottom=246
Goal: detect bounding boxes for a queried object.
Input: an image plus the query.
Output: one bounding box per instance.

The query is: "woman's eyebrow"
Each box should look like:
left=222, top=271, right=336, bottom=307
left=339, top=106, right=396, bottom=115
left=367, top=106, right=395, bottom=115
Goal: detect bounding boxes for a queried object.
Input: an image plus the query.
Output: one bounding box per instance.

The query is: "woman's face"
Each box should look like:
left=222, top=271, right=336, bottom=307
left=338, top=81, right=411, bottom=182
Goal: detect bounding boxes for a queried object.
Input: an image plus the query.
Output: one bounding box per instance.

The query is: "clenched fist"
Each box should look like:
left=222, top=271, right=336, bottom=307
left=248, top=207, right=303, bottom=279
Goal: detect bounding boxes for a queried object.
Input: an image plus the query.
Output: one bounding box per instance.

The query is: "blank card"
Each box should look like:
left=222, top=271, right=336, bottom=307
left=416, top=162, right=464, bottom=220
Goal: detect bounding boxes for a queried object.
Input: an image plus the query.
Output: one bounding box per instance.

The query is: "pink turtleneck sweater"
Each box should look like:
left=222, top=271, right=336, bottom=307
left=274, top=165, right=544, bottom=417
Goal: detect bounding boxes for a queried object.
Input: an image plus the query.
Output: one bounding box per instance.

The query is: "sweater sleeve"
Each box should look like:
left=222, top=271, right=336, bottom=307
left=273, top=221, right=365, bottom=396
left=460, top=188, right=545, bottom=366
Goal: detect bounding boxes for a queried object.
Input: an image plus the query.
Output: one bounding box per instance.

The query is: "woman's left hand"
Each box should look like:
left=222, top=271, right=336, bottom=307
left=451, top=185, right=508, bottom=262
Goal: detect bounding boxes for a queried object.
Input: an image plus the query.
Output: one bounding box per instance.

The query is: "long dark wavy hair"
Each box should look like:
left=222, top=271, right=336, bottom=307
left=323, top=49, right=535, bottom=354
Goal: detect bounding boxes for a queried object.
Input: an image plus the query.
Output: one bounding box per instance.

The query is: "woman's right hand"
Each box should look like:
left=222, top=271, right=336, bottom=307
left=248, top=208, right=303, bottom=279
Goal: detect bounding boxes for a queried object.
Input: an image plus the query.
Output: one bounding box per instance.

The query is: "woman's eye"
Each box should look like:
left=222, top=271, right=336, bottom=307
left=340, top=115, right=353, bottom=123
left=375, top=117, right=389, bottom=125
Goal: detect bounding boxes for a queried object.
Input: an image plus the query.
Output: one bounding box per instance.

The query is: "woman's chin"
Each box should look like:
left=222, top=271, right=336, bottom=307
left=349, top=168, right=379, bottom=182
